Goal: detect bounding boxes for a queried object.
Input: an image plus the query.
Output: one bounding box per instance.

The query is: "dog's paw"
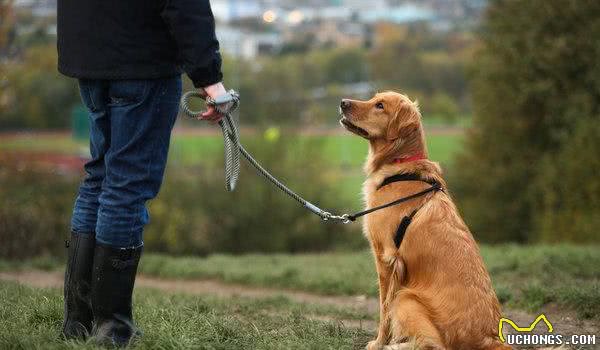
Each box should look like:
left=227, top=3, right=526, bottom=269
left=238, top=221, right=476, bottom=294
left=366, top=340, right=383, bottom=350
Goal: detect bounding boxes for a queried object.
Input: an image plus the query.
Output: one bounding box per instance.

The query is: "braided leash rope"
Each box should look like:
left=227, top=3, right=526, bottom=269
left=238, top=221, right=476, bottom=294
left=181, top=90, right=241, bottom=191
left=180, top=90, right=348, bottom=222
left=180, top=90, right=442, bottom=224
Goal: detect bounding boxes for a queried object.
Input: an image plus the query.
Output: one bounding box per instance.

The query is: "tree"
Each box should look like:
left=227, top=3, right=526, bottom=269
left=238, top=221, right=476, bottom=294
left=0, top=0, right=14, bottom=53
left=453, top=0, right=600, bottom=242
left=1, top=45, right=79, bottom=129
left=430, top=92, right=460, bottom=122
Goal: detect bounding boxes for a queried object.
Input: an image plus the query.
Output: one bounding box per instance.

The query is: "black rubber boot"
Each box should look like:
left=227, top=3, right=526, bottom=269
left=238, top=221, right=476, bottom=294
left=62, top=232, right=95, bottom=339
left=91, top=242, right=143, bottom=347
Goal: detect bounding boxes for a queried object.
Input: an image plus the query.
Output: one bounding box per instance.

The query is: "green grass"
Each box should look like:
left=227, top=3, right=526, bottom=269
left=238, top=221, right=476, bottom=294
left=139, top=244, right=600, bottom=320
left=168, top=132, right=462, bottom=202
left=169, top=133, right=462, bottom=167
left=0, top=131, right=463, bottom=167
left=6, top=245, right=599, bottom=321
left=169, top=135, right=225, bottom=165
left=0, top=131, right=462, bottom=204
left=0, top=134, right=84, bottom=154
left=425, top=134, right=463, bottom=166
left=421, top=115, right=473, bottom=128
left=482, top=244, right=600, bottom=319
left=0, top=281, right=372, bottom=349
left=140, top=252, right=378, bottom=297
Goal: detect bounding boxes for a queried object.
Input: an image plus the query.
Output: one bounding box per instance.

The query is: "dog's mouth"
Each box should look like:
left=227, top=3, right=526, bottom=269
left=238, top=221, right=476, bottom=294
left=340, top=117, right=369, bottom=138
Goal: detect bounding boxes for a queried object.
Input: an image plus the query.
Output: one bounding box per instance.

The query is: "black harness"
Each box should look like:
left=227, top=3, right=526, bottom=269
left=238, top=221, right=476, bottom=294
left=374, top=173, right=444, bottom=248
left=343, top=173, right=444, bottom=249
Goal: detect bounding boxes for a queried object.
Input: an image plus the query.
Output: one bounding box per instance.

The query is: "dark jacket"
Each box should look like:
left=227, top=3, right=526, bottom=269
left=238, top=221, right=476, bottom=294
left=57, top=0, right=222, bottom=87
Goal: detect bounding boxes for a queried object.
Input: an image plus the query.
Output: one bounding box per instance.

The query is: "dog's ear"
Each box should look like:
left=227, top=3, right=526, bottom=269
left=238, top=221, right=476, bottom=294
left=371, top=98, right=424, bottom=171
left=386, top=100, right=420, bottom=141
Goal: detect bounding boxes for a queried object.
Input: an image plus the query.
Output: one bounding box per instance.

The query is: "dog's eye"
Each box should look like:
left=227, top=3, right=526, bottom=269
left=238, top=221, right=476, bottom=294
left=375, top=102, right=384, bottom=110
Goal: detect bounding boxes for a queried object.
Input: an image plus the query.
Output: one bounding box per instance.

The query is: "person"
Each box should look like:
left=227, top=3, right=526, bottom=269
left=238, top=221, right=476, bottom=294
left=56, top=0, right=226, bottom=346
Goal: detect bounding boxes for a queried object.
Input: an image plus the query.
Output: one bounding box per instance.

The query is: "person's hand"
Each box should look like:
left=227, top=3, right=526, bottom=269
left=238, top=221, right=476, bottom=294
left=198, top=82, right=227, bottom=122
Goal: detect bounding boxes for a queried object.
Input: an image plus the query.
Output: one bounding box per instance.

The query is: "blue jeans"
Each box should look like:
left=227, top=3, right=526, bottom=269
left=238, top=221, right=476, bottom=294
left=71, top=77, right=182, bottom=248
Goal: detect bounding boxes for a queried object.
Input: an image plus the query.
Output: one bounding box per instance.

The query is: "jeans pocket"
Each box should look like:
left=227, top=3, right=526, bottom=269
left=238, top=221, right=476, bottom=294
left=108, top=80, right=149, bottom=106
left=78, top=80, right=102, bottom=113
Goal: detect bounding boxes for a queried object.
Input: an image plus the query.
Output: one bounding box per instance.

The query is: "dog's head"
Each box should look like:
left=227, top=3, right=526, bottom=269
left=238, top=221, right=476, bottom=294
left=339, top=91, right=425, bottom=172
left=339, top=91, right=421, bottom=141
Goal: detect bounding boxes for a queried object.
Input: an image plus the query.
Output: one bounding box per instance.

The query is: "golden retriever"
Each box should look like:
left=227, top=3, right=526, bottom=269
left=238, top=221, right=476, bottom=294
left=339, top=92, right=509, bottom=350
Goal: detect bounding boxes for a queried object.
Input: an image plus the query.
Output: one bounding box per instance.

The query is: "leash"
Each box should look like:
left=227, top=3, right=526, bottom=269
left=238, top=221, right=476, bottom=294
left=180, top=90, right=442, bottom=224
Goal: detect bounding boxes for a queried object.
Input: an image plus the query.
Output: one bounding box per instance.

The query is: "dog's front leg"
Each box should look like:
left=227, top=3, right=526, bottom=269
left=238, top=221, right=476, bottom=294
left=367, top=257, right=394, bottom=350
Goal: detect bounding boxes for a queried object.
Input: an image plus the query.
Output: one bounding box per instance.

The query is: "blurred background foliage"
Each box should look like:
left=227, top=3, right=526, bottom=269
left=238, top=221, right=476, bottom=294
left=0, top=161, right=75, bottom=259
left=0, top=0, right=599, bottom=261
left=453, top=0, right=600, bottom=243
left=0, top=133, right=362, bottom=259
left=0, top=26, right=471, bottom=129
left=144, top=134, right=359, bottom=256
left=1, top=45, right=79, bottom=129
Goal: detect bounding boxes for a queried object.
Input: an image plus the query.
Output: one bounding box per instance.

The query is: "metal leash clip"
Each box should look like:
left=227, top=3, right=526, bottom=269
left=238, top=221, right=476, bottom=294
left=322, top=212, right=352, bottom=224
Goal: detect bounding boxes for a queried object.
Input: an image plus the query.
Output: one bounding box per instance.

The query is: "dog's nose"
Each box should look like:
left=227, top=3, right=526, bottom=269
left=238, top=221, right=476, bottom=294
left=340, top=99, right=351, bottom=111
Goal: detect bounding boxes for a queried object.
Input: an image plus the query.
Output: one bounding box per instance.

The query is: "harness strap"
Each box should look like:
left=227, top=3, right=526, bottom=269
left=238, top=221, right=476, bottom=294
left=375, top=172, right=443, bottom=247
left=346, top=181, right=442, bottom=222
left=378, top=173, right=439, bottom=190
left=395, top=210, right=417, bottom=248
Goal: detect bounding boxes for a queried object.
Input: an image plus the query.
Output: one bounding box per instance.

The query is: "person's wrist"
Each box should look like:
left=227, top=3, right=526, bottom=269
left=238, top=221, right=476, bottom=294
left=203, top=82, right=226, bottom=99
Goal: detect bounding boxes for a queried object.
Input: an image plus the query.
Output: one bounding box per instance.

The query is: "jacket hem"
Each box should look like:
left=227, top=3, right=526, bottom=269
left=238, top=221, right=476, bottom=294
left=58, top=64, right=183, bottom=81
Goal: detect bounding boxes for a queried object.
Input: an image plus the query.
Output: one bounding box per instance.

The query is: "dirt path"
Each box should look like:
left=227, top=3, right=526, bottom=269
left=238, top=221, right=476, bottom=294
left=0, top=270, right=380, bottom=332
left=0, top=270, right=378, bottom=313
left=1, top=270, right=597, bottom=348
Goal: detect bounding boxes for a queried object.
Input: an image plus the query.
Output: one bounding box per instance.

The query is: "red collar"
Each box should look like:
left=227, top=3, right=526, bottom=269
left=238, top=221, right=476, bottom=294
left=393, top=153, right=427, bottom=164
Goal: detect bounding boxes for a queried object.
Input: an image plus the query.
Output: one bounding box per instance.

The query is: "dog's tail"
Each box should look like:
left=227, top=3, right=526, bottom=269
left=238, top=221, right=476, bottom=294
left=385, top=255, right=406, bottom=303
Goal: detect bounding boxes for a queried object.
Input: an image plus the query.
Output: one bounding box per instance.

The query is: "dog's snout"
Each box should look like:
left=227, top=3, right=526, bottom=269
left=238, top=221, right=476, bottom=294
left=340, top=99, right=351, bottom=111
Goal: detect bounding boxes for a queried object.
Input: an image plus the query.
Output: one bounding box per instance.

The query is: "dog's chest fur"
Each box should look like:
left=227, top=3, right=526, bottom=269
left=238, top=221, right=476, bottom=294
left=361, top=165, right=426, bottom=260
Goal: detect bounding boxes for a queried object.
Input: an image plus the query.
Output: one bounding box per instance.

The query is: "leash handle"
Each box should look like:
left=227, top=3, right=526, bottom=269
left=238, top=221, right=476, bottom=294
left=180, top=89, right=240, bottom=118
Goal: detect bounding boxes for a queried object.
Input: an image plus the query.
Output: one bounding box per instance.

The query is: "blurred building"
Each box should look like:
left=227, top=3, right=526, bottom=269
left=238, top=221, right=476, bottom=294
left=212, top=0, right=262, bottom=23
left=360, top=4, right=436, bottom=24
left=209, top=0, right=484, bottom=58
left=14, top=0, right=56, bottom=17
left=217, top=26, right=281, bottom=59
left=6, top=0, right=486, bottom=59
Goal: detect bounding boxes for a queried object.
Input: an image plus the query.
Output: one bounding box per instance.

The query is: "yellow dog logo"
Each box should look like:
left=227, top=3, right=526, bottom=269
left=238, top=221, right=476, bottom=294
left=498, top=314, right=554, bottom=342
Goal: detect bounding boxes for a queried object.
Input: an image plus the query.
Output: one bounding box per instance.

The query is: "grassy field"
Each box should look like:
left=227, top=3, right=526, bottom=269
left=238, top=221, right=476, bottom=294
left=6, top=132, right=598, bottom=347
left=0, top=281, right=372, bottom=349
left=3, top=245, right=598, bottom=322
left=171, top=133, right=462, bottom=167
left=135, top=245, right=600, bottom=320
left=0, top=133, right=83, bottom=154
left=1, top=244, right=598, bottom=349
left=0, top=130, right=463, bottom=167
left=0, top=131, right=463, bottom=203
